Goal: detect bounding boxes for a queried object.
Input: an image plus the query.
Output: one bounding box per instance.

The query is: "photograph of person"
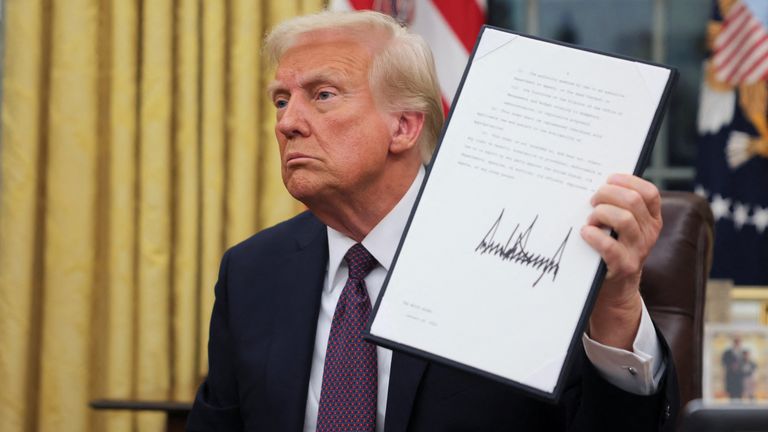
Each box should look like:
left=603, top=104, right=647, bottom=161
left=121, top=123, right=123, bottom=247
left=705, top=325, right=768, bottom=402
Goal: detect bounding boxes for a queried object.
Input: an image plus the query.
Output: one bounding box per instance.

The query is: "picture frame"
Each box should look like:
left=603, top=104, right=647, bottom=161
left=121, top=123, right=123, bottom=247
left=704, top=324, right=768, bottom=402
left=730, top=287, right=768, bottom=325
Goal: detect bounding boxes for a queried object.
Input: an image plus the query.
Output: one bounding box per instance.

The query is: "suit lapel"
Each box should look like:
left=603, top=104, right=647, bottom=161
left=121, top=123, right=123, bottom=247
left=259, top=213, right=430, bottom=432
left=265, top=215, right=328, bottom=432
left=384, top=351, right=429, bottom=432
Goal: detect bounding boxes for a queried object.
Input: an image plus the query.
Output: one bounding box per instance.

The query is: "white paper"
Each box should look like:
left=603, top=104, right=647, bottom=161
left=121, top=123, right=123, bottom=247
left=369, top=29, right=672, bottom=396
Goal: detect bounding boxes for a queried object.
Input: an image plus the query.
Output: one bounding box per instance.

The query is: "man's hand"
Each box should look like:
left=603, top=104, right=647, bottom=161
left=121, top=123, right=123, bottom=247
left=580, top=174, right=662, bottom=351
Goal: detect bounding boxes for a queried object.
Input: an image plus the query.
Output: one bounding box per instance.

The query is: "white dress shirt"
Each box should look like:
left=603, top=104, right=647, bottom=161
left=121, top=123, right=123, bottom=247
left=303, top=166, right=665, bottom=432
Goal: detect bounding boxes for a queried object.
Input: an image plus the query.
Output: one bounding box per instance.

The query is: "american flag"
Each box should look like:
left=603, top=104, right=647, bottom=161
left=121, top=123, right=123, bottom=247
left=712, top=0, right=768, bottom=85
left=696, top=0, right=768, bottom=285
left=329, top=0, right=487, bottom=113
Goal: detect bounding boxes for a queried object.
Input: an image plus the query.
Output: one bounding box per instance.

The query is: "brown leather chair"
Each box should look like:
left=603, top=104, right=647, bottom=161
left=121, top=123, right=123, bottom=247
left=640, top=191, right=714, bottom=414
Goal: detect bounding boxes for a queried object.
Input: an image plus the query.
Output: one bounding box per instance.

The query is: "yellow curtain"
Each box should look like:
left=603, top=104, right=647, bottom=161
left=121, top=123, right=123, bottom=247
left=0, top=1, right=324, bottom=431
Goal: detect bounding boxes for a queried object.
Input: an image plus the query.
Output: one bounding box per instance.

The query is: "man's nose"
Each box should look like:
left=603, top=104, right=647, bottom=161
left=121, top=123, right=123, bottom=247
left=276, top=97, right=310, bottom=138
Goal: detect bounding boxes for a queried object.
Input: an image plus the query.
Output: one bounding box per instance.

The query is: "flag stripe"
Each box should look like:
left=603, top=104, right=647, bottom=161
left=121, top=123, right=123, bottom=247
left=724, top=25, right=768, bottom=70
left=715, top=21, right=763, bottom=81
left=744, top=50, right=768, bottom=83
left=410, top=0, right=470, bottom=103
left=349, top=0, right=373, bottom=9
left=714, top=18, right=761, bottom=71
left=430, top=0, right=485, bottom=53
left=714, top=3, right=749, bottom=49
left=329, top=0, right=355, bottom=11
left=712, top=0, right=768, bottom=86
left=726, top=33, right=768, bottom=82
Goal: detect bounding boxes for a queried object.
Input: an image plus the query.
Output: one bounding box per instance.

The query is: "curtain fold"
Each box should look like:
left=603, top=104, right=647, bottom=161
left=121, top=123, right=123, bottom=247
left=95, top=0, right=138, bottom=430
left=0, top=1, right=325, bottom=431
left=0, top=0, right=43, bottom=430
left=226, top=0, right=261, bottom=247
left=37, top=1, right=99, bottom=431
left=172, top=0, right=202, bottom=405
left=135, top=1, right=174, bottom=430
left=198, top=0, right=226, bottom=379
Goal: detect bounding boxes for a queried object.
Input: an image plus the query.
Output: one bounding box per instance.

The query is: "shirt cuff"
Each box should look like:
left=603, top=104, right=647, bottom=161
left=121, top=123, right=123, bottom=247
left=582, top=300, right=666, bottom=395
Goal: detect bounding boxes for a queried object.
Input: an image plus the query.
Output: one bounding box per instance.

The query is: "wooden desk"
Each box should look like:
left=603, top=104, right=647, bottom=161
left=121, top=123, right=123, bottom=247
left=90, top=399, right=192, bottom=432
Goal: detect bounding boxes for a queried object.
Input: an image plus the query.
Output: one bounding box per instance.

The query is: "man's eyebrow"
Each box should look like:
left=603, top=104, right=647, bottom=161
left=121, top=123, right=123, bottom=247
left=304, top=69, right=348, bottom=86
left=266, top=81, right=284, bottom=98
left=267, top=69, right=348, bottom=98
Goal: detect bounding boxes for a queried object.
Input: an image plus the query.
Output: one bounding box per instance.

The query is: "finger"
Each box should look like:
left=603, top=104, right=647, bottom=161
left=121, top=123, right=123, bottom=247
left=580, top=225, right=639, bottom=276
left=586, top=204, right=642, bottom=244
left=605, top=173, right=662, bottom=220
left=591, top=183, right=653, bottom=229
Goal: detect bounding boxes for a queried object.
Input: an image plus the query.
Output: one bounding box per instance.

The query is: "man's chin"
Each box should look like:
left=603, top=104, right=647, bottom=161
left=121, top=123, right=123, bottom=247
left=283, top=176, right=324, bottom=205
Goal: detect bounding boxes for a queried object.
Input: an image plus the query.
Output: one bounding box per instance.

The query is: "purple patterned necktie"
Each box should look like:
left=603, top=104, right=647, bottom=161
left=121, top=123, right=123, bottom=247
left=316, top=243, right=379, bottom=432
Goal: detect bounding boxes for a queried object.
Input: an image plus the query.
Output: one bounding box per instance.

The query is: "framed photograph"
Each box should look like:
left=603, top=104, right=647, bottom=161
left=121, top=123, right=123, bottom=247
left=704, top=324, right=768, bottom=401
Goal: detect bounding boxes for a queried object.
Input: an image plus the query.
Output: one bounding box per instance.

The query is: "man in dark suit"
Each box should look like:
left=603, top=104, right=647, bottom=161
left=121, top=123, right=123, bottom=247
left=188, top=10, right=678, bottom=432
left=722, top=337, right=744, bottom=399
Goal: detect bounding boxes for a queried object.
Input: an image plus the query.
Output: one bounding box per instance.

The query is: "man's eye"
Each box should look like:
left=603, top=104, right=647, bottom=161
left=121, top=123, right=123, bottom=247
left=317, top=91, right=334, bottom=101
left=275, top=99, right=288, bottom=109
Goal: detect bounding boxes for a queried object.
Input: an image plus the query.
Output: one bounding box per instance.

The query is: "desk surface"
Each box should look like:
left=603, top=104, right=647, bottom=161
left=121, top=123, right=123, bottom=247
left=90, top=399, right=193, bottom=413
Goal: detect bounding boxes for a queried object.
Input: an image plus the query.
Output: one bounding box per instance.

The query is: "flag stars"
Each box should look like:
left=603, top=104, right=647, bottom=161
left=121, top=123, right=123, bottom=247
left=707, top=193, right=768, bottom=232
left=710, top=194, right=732, bottom=221
left=733, top=202, right=750, bottom=230
left=753, top=207, right=768, bottom=233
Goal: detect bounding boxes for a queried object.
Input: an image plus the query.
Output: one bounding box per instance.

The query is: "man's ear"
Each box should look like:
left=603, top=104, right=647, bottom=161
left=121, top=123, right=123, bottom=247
left=389, top=111, right=425, bottom=155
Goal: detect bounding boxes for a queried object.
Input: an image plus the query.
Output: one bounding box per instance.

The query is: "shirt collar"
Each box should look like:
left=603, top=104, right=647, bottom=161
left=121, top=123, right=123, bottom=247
left=326, top=166, right=425, bottom=292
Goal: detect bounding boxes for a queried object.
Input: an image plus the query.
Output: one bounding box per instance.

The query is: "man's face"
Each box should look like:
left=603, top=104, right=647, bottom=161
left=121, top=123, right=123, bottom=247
left=270, top=33, right=395, bottom=205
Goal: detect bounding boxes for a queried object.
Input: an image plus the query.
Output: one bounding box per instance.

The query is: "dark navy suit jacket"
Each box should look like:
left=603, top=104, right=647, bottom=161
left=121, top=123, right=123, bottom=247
left=187, top=211, right=679, bottom=431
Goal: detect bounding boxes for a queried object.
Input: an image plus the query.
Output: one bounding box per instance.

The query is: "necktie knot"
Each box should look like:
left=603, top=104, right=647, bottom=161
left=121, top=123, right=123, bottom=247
left=344, top=243, right=377, bottom=281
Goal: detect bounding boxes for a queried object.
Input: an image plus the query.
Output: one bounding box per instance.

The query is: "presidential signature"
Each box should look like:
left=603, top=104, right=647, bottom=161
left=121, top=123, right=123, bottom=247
left=474, top=209, right=571, bottom=287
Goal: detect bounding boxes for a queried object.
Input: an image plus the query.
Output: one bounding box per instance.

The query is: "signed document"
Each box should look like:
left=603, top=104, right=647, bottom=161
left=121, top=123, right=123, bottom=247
left=366, top=27, right=676, bottom=401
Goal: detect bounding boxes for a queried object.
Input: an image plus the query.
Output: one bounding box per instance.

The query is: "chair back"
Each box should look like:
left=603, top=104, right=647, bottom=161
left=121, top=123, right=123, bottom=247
left=640, top=191, right=714, bottom=410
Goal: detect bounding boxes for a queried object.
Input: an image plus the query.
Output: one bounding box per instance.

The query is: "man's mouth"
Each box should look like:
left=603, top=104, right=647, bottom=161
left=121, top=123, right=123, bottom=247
left=285, top=152, right=316, bottom=167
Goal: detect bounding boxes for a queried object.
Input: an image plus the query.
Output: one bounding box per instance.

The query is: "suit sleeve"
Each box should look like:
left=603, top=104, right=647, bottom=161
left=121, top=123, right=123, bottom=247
left=561, top=327, right=679, bottom=432
left=187, top=250, right=245, bottom=431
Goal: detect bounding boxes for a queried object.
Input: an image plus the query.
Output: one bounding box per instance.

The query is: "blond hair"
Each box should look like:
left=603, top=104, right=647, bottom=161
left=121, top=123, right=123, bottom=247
left=263, top=10, right=444, bottom=163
